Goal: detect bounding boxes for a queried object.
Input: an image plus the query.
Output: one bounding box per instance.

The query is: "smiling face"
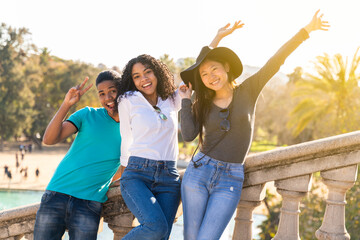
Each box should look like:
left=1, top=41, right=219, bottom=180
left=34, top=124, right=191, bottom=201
left=97, top=80, right=118, bottom=120
left=199, top=59, right=231, bottom=92
left=132, top=62, right=158, bottom=101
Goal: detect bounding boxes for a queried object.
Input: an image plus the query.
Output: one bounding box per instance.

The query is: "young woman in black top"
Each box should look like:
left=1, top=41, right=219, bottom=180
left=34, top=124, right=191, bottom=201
left=179, top=10, right=329, bottom=240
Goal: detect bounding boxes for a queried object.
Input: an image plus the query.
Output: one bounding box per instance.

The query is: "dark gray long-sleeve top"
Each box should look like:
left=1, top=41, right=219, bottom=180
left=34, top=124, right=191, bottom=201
left=180, top=28, right=309, bottom=164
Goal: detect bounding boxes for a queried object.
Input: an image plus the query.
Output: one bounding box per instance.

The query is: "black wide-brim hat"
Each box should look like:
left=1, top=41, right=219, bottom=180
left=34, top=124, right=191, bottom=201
left=180, top=46, right=243, bottom=88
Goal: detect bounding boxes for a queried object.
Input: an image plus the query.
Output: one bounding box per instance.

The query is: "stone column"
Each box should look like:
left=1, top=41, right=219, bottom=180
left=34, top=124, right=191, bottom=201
left=315, top=164, right=358, bottom=240
left=273, top=174, right=312, bottom=240
left=232, top=184, right=266, bottom=240
left=102, top=181, right=135, bottom=240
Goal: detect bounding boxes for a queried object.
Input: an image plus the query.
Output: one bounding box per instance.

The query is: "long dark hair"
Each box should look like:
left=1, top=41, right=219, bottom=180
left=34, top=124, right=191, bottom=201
left=193, top=56, right=236, bottom=145
left=117, top=54, right=176, bottom=102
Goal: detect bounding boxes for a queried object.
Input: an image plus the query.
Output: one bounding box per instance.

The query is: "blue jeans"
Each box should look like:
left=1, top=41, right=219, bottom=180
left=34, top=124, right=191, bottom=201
left=181, top=152, right=245, bottom=240
left=120, top=156, right=181, bottom=240
left=34, top=190, right=102, bottom=240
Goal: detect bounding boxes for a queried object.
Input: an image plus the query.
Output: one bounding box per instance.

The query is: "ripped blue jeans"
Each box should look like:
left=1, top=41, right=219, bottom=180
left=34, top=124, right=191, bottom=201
left=181, top=152, right=245, bottom=240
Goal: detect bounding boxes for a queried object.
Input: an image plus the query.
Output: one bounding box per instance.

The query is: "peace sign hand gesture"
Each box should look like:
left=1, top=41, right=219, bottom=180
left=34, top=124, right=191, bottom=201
left=64, top=77, right=93, bottom=107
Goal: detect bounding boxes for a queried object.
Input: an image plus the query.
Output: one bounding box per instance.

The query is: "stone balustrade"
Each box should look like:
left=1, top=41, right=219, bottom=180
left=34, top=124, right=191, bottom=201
left=0, top=203, right=39, bottom=240
left=1, top=131, right=360, bottom=239
left=233, top=130, right=360, bottom=240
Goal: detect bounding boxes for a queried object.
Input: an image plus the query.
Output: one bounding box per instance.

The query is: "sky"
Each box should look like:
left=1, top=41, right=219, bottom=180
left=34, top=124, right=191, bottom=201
left=1, top=0, right=360, bottom=74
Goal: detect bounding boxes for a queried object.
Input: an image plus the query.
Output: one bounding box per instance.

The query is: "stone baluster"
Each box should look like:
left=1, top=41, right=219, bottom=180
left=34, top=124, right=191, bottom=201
left=232, top=184, right=266, bottom=240
left=273, top=174, right=312, bottom=240
left=315, top=164, right=358, bottom=240
left=102, top=181, right=135, bottom=240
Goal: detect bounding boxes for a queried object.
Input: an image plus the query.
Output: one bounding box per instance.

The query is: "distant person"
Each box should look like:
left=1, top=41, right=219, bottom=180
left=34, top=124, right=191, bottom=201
left=179, top=11, right=329, bottom=239
left=7, top=170, right=12, bottom=187
left=35, top=168, right=40, bottom=177
left=15, top=157, right=20, bottom=173
left=3, top=165, right=9, bottom=179
left=28, top=144, right=33, bottom=153
left=34, top=71, right=123, bottom=240
left=21, top=149, right=25, bottom=160
left=21, top=166, right=28, bottom=180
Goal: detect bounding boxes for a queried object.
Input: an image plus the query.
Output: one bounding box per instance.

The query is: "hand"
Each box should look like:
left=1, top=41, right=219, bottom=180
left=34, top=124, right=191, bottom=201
left=179, top=82, right=192, bottom=99
left=304, top=10, right=330, bottom=34
left=216, top=20, right=244, bottom=39
left=209, top=20, right=244, bottom=48
left=63, top=77, right=93, bottom=107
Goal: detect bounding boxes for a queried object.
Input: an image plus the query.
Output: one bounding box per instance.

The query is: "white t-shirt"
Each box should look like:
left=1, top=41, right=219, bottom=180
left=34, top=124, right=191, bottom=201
left=118, top=90, right=181, bottom=166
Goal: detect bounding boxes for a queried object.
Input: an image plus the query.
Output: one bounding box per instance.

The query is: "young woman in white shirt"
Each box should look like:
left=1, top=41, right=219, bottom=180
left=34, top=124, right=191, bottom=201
left=117, top=22, right=243, bottom=240
left=117, top=54, right=181, bottom=240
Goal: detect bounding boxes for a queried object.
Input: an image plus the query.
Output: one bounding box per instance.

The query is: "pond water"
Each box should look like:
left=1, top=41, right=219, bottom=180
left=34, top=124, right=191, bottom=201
left=0, top=190, right=266, bottom=239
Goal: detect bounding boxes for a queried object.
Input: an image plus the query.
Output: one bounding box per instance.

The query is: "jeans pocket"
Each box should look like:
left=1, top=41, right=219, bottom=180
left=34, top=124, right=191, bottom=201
left=167, top=167, right=180, bottom=178
left=226, top=168, right=244, bottom=182
left=40, top=190, right=56, bottom=204
left=86, top=200, right=102, bottom=217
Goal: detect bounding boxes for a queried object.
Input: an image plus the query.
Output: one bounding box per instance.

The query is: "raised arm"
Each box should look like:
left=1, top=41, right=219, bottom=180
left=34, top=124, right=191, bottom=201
left=304, top=10, right=330, bottom=34
left=244, top=10, right=329, bottom=100
left=43, top=77, right=93, bottom=145
left=209, top=20, right=244, bottom=48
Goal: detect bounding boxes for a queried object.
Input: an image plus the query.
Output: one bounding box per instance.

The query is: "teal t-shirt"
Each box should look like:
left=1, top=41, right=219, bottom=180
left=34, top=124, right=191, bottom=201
left=47, top=107, right=121, bottom=203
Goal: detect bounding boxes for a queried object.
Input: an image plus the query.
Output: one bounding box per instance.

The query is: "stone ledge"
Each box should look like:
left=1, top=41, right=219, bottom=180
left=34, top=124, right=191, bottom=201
left=0, top=203, right=39, bottom=223
left=245, top=131, right=360, bottom=172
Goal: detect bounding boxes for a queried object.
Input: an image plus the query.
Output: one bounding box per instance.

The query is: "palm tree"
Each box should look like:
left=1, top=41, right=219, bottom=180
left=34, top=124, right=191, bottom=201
left=288, top=48, right=360, bottom=139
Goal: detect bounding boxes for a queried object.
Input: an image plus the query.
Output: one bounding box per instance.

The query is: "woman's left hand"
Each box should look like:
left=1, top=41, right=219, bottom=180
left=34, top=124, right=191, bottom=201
left=179, top=82, right=192, bottom=99
left=304, top=10, right=330, bottom=33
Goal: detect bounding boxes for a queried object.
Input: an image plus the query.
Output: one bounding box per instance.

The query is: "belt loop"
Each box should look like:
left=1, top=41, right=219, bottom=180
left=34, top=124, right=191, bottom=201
left=226, top=163, right=231, bottom=171
left=144, top=159, right=149, bottom=168
left=204, top=156, right=211, bottom=165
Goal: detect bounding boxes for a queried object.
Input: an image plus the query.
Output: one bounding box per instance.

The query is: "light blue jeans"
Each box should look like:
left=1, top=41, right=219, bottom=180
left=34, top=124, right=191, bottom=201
left=181, top=152, right=245, bottom=240
left=120, top=156, right=181, bottom=240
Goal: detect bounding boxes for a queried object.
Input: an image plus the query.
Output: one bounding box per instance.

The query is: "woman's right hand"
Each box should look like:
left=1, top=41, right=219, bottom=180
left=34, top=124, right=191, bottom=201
left=179, top=82, right=192, bottom=99
left=209, top=20, right=244, bottom=48
left=216, top=20, right=244, bottom=40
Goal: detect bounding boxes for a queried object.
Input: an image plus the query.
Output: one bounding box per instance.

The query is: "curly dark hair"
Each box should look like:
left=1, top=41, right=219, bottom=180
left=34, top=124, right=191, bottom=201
left=117, top=54, right=176, bottom=103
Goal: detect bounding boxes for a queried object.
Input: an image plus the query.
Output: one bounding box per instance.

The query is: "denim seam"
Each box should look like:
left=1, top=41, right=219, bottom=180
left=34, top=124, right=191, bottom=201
left=120, top=183, right=145, bottom=223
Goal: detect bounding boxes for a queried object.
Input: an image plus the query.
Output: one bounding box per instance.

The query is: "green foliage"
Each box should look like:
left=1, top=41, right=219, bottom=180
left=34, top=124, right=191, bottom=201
left=250, top=140, right=280, bottom=153
left=288, top=49, right=360, bottom=139
left=0, top=23, right=35, bottom=142
left=258, top=190, right=280, bottom=240
left=345, top=166, right=360, bottom=239
left=0, top=23, right=104, bottom=148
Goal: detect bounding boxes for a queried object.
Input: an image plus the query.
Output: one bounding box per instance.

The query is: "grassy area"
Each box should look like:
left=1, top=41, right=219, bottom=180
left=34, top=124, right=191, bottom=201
left=250, top=140, right=278, bottom=152
left=250, top=140, right=282, bottom=153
